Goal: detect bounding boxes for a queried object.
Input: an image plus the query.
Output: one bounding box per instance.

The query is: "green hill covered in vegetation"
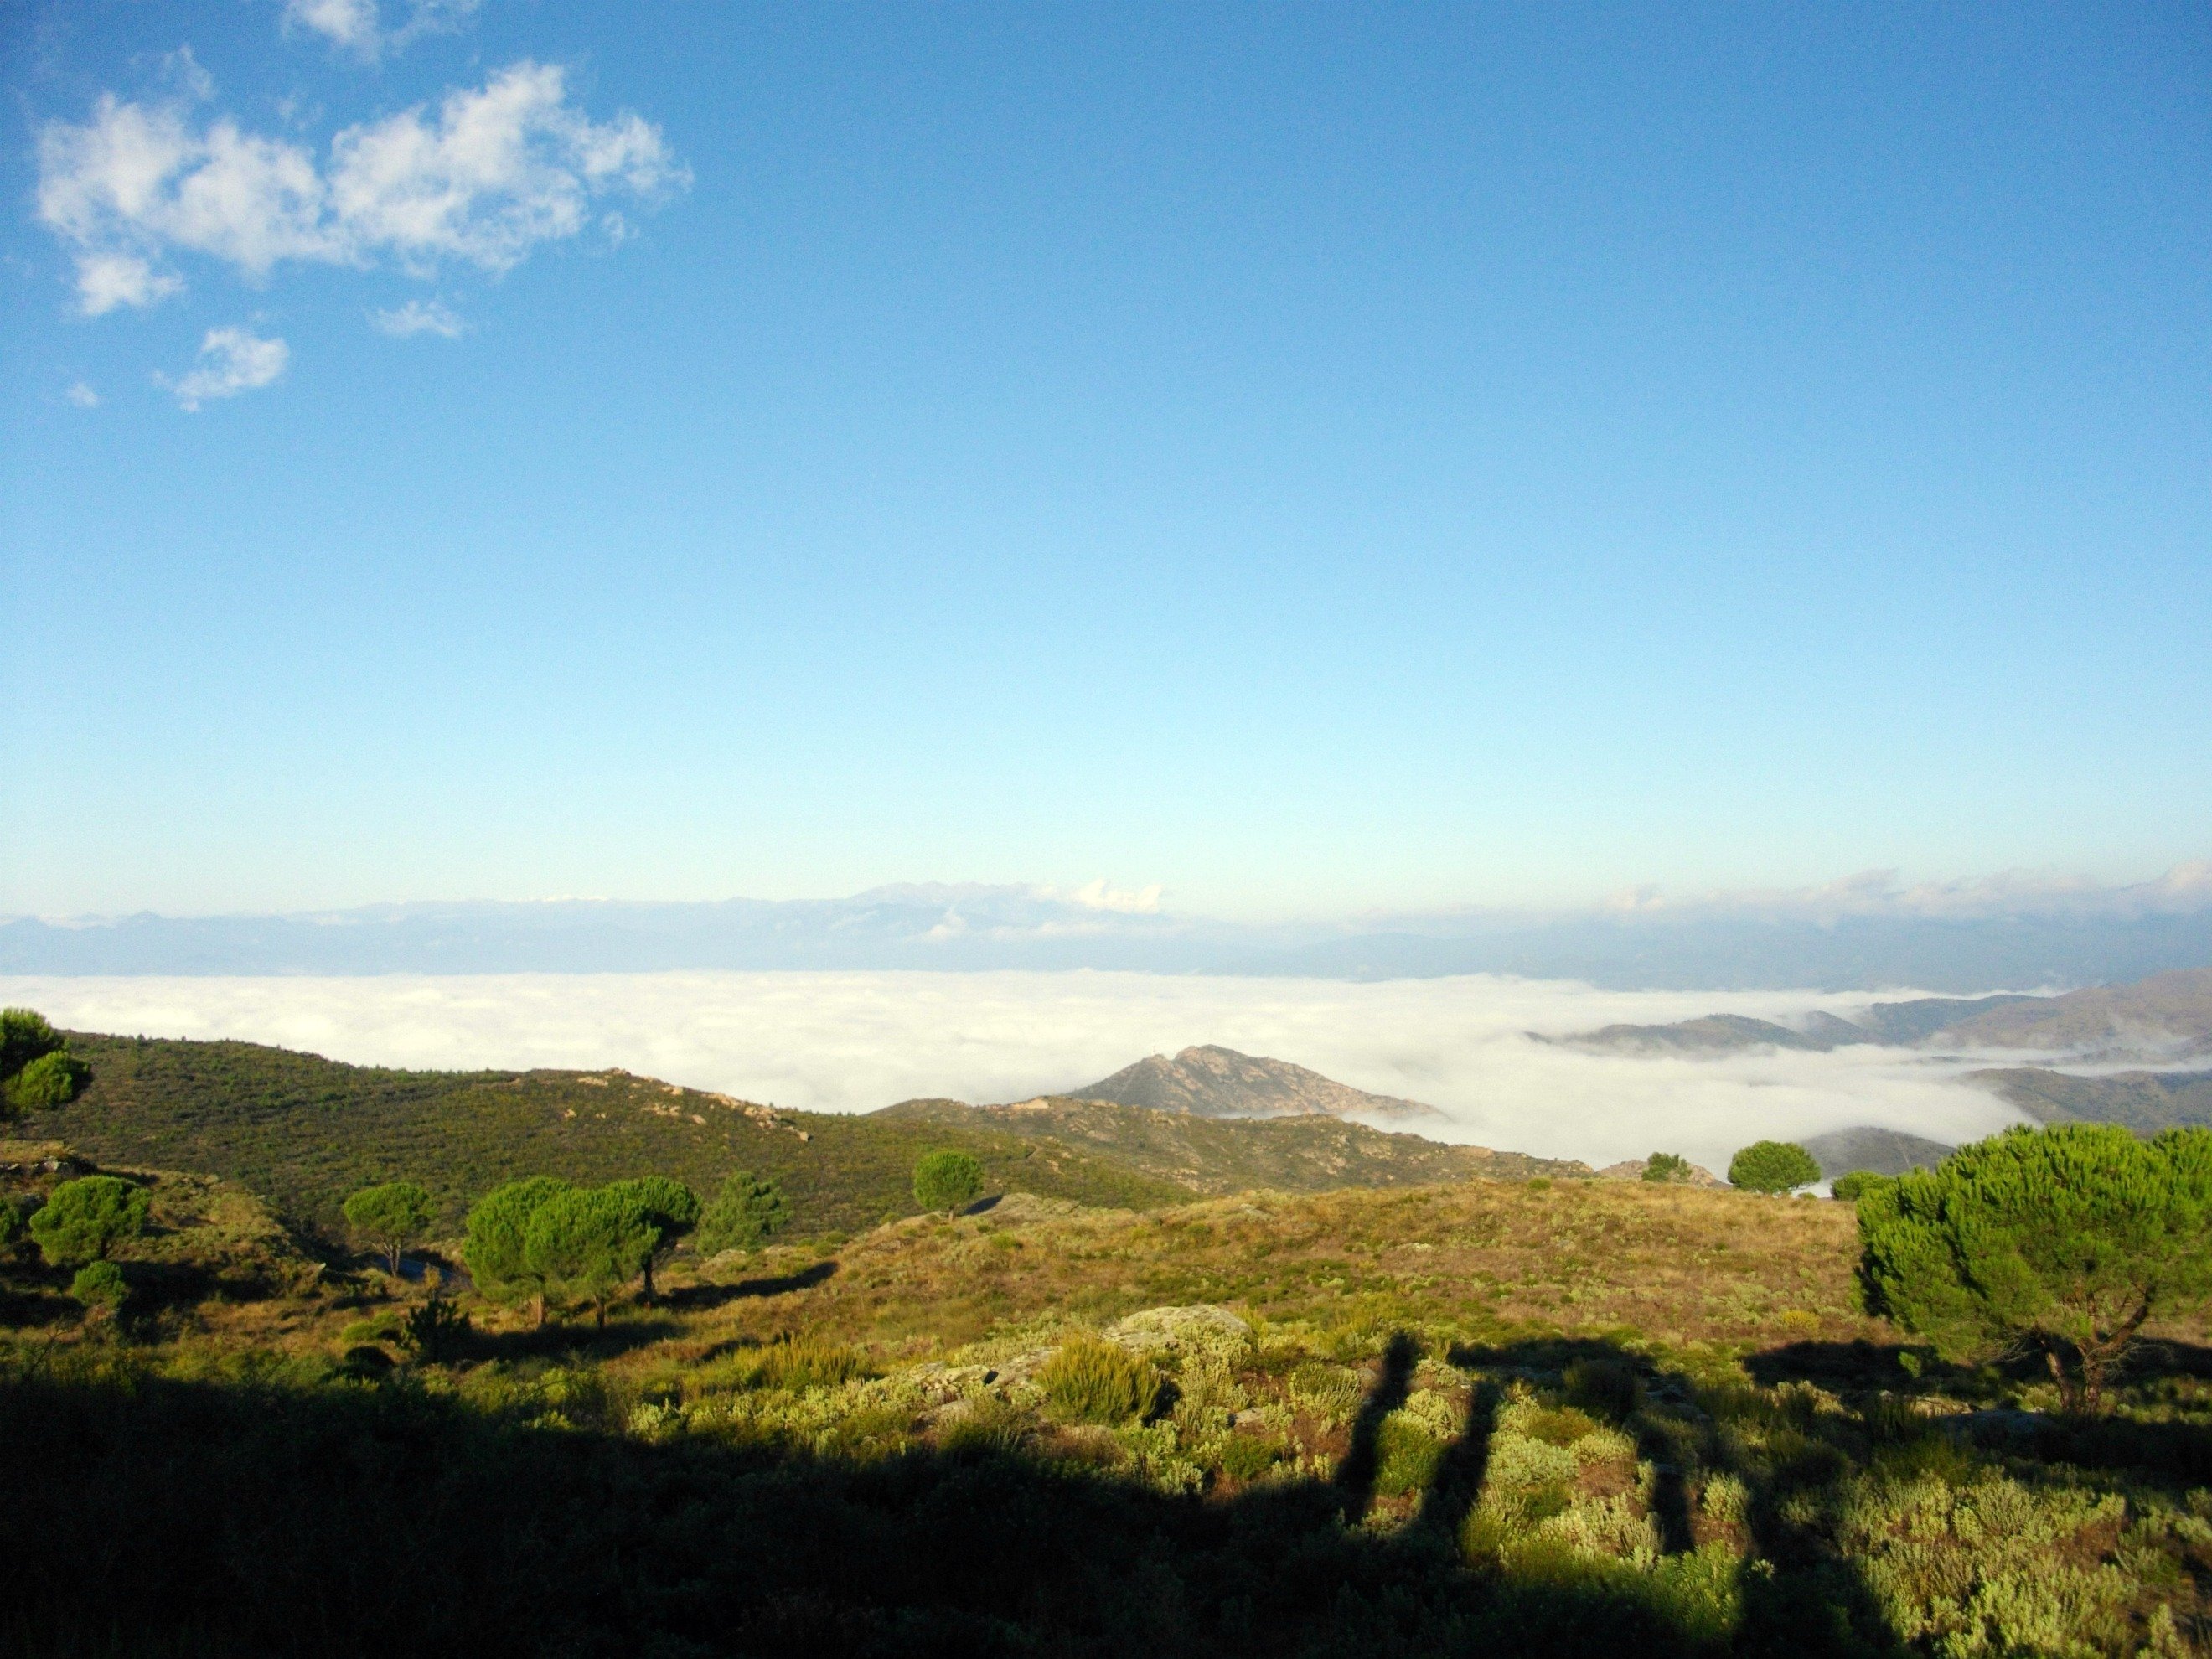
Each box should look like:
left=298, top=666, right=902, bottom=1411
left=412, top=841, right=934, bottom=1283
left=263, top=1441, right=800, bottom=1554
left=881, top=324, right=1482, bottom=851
left=41, top=1032, right=1188, bottom=1235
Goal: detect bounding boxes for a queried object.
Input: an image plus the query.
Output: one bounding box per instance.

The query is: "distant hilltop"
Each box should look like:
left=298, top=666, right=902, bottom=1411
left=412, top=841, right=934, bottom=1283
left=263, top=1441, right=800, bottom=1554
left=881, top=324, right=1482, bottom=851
left=1552, top=969, right=2212, bottom=1062
left=1067, top=1045, right=1440, bottom=1122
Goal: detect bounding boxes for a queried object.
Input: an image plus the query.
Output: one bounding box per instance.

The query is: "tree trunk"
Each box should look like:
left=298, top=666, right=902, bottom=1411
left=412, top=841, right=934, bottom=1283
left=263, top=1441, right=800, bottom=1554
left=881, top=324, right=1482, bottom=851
left=641, top=1256, right=656, bottom=1305
left=533, top=1292, right=545, bottom=1330
left=386, top=1243, right=401, bottom=1276
left=595, top=1298, right=607, bottom=1331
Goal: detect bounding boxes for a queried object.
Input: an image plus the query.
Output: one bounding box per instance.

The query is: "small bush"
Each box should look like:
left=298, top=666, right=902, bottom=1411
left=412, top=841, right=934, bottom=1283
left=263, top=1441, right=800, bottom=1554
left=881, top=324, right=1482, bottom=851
left=1522, top=1404, right=1600, bottom=1447
left=695, top=1171, right=791, bottom=1257
left=1729, top=1140, right=1821, bottom=1193
left=399, top=1299, right=470, bottom=1362
left=1218, top=1433, right=1281, bottom=1481
left=5, top=1050, right=90, bottom=1109
left=1564, top=1357, right=1643, bottom=1421
left=1374, top=1416, right=1445, bottom=1496
left=1830, top=1171, right=1892, bottom=1202
left=30, top=1176, right=151, bottom=1267
left=70, top=1259, right=127, bottom=1309
left=1643, top=1152, right=1693, bottom=1183
left=1040, top=1336, right=1161, bottom=1425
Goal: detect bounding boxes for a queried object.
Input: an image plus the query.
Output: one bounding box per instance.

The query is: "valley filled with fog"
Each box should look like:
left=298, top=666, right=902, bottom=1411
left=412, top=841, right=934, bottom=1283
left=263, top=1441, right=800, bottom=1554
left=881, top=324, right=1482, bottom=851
left=0, top=970, right=2038, bottom=1177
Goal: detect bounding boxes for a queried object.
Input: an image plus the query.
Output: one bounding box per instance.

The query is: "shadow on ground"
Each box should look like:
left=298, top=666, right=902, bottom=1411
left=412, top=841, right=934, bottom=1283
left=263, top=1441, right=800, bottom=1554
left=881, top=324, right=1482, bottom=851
left=0, top=1331, right=1961, bottom=1658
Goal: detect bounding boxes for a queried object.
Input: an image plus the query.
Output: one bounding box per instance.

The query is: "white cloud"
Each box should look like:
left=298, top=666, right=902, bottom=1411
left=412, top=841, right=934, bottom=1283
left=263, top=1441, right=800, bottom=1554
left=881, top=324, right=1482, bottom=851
left=72, top=252, right=183, bottom=313
left=65, top=381, right=100, bottom=407
left=156, top=326, right=289, bottom=410
left=36, top=62, right=685, bottom=313
left=1062, top=880, right=1165, bottom=915
left=371, top=296, right=463, bottom=337
left=161, top=46, right=216, bottom=102
left=283, top=0, right=479, bottom=60
left=0, top=970, right=2034, bottom=1173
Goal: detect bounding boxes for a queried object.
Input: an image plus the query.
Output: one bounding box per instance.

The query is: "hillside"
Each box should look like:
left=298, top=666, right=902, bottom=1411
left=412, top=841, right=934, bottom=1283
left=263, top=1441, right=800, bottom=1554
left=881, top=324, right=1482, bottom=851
left=1972, top=1066, right=2212, bottom=1134
left=9, top=1153, right=2212, bottom=1655
left=1800, top=1126, right=1955, bottom=1178
left=35, top=1031, right=1569, bottom=1238
left=875, top=1095, right=1581, bottom=1195
left=1937, top=968, right=2212, bottom=1054
left=1071, top=1045, right=1441, bottom=1120
left=41, top=1032, right=1188, bottom=1235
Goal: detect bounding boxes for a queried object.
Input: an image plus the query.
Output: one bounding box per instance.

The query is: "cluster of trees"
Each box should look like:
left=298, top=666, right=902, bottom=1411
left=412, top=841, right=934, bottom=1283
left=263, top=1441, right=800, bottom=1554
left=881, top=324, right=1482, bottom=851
left=458, top=1171, right=791, bottom=1328
left=0, top=1172, right=150, bottom=1308
left=0, top=1009, right=90, bottom=1116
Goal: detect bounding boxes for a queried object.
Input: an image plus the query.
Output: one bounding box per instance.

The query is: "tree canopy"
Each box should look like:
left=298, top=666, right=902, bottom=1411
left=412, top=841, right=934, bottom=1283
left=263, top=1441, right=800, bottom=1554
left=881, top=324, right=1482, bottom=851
left=0, top=1009, right=87, bottom=1114
left=695, top=1171, right=792, bottom=1258
left=602, top=1176, right=700, bottom=1300
left=522, top=1187, right=657, bottom=1327
left=1857, top=1124, right=2212, bottom=1411
left=1728, top=1140, right=1821, bottom=1193
left=912, top=1150, right=985, bottom=1216
left=30, top=1176, right=151, bottom=1267
left=463, top=1176, right=574, bottom=1326
left=343, top=1181, right=437, bottom=1274
left=1642, top=1152, right=1693, bottom=1184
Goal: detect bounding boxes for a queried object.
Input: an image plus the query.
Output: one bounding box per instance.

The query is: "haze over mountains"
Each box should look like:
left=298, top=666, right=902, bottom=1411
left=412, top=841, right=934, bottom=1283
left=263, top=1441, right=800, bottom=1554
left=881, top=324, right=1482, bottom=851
left=7, top=864, right=2212, bottom=990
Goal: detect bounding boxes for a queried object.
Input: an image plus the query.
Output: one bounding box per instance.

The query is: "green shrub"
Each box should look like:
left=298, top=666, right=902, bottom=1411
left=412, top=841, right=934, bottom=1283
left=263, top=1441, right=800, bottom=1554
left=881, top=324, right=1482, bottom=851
left=1858, top=1123, right=2212, bottom=1411
left=1218, top=1433, right=1281, bottom=1481
left=695, top=1171, right=790, bottom=1258
left=1642, top=1152, right=1692, bottom=1183
left=399, top=1298, right=470, bottom=1362
left=5, top=1050, right=90, bottom=1109
left=342, top=1181, right=437, bottom=1274
left=1374, top=1416, right=1445, bottom=1497
left=0, top=1008, right=65, bottom=1077
left=1039, top=1335, right=1161, bottom=1424
left=1563, top=1357, right=1643, bottom=1421
left=912, top=1150, right=985, bottom=1216
left=30, top=1176, right=150, bottom=1267
left=1522, top=1404, right=1600, bottom=1447
left=70, top=1259, right=127, bottom=1309
left=1830, top=1171, right=1893, bottom=1203
left=1729, top=1140, right=1821, bottom=1193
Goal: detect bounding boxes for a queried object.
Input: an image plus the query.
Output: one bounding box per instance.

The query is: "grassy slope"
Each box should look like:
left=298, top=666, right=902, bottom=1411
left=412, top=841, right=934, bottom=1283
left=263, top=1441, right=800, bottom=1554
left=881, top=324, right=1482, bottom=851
left=44, top=1033, right=1188, bottom=1235
left=877, top=1096, right=1585, bottom=1196
left=679, top=1176, right=1873, bottom=1361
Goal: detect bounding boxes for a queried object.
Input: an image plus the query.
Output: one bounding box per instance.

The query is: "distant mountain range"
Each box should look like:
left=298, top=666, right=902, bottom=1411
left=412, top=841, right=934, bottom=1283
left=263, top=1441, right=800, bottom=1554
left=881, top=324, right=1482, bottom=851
left=1558, top=971, right=2212, bottom=1060
left=1067, top=1045, right=1439, bottom=1121
left=6, top=874, right=2212, bottom=989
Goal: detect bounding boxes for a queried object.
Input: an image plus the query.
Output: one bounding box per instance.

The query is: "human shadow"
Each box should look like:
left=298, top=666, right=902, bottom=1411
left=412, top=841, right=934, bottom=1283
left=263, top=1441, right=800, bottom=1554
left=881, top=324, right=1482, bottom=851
left=1450, top=1335, right=1696, bottom=1554
left=662, top=1258, right=837, bottom=1310
left=1333, top=1329, right=1416, bottom=1522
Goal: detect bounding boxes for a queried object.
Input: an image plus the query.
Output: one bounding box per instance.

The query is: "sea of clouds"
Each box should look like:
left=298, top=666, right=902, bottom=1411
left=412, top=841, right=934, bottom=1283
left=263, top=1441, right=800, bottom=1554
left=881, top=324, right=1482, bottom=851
left=0, top=971, right=2034, bottom=1176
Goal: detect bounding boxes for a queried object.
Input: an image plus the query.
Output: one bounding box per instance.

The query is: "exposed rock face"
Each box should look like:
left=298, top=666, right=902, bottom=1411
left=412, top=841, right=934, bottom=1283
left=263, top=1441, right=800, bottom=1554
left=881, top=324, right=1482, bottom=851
left=1072, top=1046, right=1440, bottom=1121
left=1593, top=1157, right=1727, bottom=1188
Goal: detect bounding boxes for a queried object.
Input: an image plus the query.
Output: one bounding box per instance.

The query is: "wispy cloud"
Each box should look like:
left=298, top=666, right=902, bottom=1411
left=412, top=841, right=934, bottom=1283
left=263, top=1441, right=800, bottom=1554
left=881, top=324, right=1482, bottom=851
left=371, top=297, right=463, bottom=337
left=282, top=0, right=479, bottom=62
left=36, top=61, right=687, bottom=315
left=1060, top=880, right=1165, bottom=915
left=64, top=380, right=100, bottom=408
left=0, top=970, right=2032, bottom=1173
left=156, top=326, right=288, bottom=410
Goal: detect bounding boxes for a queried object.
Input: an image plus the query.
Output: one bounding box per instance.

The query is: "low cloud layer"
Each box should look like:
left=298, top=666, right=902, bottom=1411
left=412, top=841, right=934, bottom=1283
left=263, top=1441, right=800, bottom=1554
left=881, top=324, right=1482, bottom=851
left=0, top=971, right=2033, bottom=1176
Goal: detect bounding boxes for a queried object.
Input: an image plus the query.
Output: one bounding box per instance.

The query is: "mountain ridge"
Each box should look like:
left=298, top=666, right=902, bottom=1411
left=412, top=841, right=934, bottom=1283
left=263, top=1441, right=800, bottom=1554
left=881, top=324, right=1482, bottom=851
left=1067, top=1044, right=1440, bottom=1121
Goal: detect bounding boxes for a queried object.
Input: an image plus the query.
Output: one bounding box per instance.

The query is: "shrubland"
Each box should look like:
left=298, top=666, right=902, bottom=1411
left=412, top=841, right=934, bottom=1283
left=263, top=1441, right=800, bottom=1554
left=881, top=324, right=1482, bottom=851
left=4, top=1022, right=2212, bottom=1654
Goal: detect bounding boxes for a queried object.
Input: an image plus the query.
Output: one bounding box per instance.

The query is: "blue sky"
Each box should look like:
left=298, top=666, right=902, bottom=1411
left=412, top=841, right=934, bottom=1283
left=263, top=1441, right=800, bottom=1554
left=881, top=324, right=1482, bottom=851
left=3, top=2, right=2208, bottom=921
